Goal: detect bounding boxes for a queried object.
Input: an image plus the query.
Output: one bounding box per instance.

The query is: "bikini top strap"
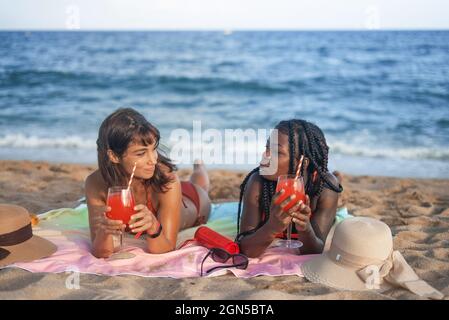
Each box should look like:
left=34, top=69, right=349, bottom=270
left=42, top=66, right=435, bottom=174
left=146, top=192, right=157, bottom=214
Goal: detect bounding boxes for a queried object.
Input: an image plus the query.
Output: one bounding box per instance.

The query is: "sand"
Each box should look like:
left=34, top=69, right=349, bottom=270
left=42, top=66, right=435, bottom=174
left=0, top=160, right=448, bottom=300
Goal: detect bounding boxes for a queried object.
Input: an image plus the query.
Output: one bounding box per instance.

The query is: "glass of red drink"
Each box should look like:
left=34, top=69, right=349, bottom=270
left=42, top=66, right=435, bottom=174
left=274, top=174, right=304, bottom=250
left=106, top=186, right=135, bottom=247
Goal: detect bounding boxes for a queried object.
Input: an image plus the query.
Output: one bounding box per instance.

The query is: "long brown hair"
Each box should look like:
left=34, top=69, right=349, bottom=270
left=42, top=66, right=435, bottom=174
left=96, top=108, right=176, bottom=193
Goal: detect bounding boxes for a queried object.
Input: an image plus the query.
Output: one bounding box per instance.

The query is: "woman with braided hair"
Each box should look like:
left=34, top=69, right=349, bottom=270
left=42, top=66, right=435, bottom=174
left=236, top=119, right=343, bottom=257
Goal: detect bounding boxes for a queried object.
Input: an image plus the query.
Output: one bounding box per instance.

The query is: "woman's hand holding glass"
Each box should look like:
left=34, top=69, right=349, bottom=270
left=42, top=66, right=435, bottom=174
left=128, top=204, right=159, bottom=235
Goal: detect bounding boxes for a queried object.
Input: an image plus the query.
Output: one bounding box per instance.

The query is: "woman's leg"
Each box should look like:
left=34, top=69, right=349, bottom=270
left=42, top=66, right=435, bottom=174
left=332, top=170, right=343, bottom=184
left=179, top=161, right=212, bottom=230
left=189, top=159, right=210, bottom=192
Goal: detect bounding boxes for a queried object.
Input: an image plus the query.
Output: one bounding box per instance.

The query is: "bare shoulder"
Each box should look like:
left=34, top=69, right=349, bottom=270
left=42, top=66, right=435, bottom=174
left=168, top=170, right=180, bottom=184
left=167, top=172, right=181, bottom=192
left=85, top=170, right=108, bottom=199
left=85, top=169, right=106, bottom=189
left=164, top=164, right=180, bottom=187
left=246, top=170, right=263, bottom=189
left=324, top=171, right=340, bottom=189
left=157, top=163, right=179, bottom=182
left=317, top=171, right=341, bottom=204
left=155, top=166, right=181, bottom=198
left=243, top=170, right=263, bottom=202
left=158, top=162, right=176, bottom=174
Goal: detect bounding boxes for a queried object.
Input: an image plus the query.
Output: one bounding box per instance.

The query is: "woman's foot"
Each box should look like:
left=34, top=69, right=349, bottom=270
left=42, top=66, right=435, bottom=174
left=190, top=159, right=210, bottom=193
left=332, top=170, right=344, bottom=184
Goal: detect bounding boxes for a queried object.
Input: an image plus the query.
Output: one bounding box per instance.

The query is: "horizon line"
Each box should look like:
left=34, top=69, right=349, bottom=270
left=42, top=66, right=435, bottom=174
left=1, top=28, right=449, bottom=32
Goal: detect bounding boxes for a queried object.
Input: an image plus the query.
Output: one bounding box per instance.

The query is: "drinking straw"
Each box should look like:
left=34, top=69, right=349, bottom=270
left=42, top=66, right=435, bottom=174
left=295, top=155, right=305, bottom=179
left=134, top=231, right=143, bottom=239
left=127, top=162, right=137, bottom=190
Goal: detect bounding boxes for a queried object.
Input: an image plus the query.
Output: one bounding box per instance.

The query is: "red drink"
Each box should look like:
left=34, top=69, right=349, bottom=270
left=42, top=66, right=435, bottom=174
left=272, top=174, right=306, bottom=248
left=106, top=187, right=135, bottom=226
left=275, top=176, right=306, bottom=212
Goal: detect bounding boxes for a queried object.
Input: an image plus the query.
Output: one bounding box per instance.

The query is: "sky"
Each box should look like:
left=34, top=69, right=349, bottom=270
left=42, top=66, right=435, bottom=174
left=1, top=0, right=449, bottom=30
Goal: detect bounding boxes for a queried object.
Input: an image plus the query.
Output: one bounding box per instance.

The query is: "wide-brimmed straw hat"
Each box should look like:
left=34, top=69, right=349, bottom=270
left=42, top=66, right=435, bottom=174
left=0, top=204, right=57, bottom=267
left=301, top=217, right=444, bottom=300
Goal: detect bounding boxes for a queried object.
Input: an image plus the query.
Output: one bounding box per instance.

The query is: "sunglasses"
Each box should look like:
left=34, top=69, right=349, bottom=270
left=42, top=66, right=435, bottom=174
left=200, top=247, right=249, bottom=277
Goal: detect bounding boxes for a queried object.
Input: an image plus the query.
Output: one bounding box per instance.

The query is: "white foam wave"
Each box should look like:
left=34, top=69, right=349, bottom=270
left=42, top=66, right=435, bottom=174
left=1, top=134, right=447, bottom=161
left=0, top=134, right=96, bottom=149
left=330, top=141, right=449, bottom=161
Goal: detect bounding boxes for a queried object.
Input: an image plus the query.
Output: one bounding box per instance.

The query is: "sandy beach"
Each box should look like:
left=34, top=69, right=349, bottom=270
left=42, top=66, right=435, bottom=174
left=0, top=160, right=448, bottom=300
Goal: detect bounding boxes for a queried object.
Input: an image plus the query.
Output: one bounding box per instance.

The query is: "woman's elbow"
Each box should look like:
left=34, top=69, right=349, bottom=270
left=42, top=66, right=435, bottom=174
left=91, top=246, right=113, bottom=259
left=240, top=244, right=264, bottom=259
left=245, top=251, right=262, bottom=259
left=299, top=240, right=324, bottom=255
left=145, top=242, right=176, bottom=254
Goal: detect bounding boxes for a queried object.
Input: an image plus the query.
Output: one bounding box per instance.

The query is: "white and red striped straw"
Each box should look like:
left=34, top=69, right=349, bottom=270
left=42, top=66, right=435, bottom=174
left=295, top=155, right=304, bottom=179
left=127, top=162, right=137, bottom=190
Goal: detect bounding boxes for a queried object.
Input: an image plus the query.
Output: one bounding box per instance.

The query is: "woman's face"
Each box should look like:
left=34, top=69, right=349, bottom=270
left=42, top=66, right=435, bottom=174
left=259, top=132, right=291, bottom=181
left=120, top=140, right=158, bottom=180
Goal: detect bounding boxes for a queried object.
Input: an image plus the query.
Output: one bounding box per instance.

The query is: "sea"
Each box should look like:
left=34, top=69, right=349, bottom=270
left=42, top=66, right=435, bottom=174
left=1, top=31, right=448, bottom=178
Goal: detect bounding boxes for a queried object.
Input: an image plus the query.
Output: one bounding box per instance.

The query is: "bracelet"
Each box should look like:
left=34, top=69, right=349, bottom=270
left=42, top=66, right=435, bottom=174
left=146, top=223, right=163, bottom=239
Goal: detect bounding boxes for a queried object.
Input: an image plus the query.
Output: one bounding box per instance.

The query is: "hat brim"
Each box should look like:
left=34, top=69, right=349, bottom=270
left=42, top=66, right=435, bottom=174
left=0, top=235, right=57, bottom=268
left=301, top=252, right=390, bottom=292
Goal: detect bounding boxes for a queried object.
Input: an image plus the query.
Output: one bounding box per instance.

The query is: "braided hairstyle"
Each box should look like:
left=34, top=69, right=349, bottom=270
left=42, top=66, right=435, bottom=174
left=235, top=119, right=343, bottom=241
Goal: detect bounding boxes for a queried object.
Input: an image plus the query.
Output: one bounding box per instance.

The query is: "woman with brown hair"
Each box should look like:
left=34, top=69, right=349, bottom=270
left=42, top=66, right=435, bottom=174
left=85, top=108, right=211, bottom=258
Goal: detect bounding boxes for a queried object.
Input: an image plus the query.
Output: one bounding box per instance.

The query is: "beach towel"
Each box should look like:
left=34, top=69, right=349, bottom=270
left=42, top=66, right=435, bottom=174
left=2, top=202, right=352, bottom=278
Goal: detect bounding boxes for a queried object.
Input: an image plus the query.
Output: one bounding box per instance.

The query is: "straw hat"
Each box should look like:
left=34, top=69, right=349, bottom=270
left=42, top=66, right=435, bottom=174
left=0, top=204, right=57, bottom=268
left=301, top=217, right=444, bottom=299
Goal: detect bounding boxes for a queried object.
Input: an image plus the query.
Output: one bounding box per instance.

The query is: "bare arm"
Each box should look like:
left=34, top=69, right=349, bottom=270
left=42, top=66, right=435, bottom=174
left=239, top=173, right=339, bottom=257
left=294, top=176, right=340, bottom=254
left=85, top=172, right=125, bottom=258
left=238, top=174, right=290, bottom=258
left=143, top=175, right=182, bottom=254
left=240, top=176, right=275, bottom=258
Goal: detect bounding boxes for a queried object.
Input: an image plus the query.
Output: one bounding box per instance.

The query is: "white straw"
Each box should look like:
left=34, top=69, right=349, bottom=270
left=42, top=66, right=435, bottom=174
left=127, top=162, right=137, bottom=190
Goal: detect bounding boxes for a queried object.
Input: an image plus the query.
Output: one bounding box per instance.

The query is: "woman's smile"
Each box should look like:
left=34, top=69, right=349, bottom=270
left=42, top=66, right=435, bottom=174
left=143, top=165, right=155, bottom=173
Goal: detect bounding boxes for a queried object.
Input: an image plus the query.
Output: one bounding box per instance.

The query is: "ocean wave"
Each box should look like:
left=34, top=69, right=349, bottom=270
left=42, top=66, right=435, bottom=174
left=3, top=69, right=447, bottom=103
left=376, top=58, right=398, bottom=66
left=152, top=75, right=290, bottom=94
left=160, top=140, right=449, bottom=162
left=437, top=119, right=449, bottom=128
left=0, top=134, right=96, bottom=149
left=330, top=141, right=449, bottom=161
left=0, top=70, right=290, bottom=94
left=0, top=70, right=112, bottom=89
left=2, top=134, right=447, bottom=162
